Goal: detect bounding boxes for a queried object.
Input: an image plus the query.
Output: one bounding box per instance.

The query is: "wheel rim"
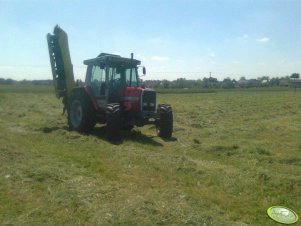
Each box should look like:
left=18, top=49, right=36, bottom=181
left=70, top=100, right=83, bottom=128
left=156, top=123, right=161, bottom=136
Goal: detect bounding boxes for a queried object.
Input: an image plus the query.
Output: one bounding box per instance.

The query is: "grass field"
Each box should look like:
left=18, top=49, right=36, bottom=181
left=0, top=85, right=300, bottom=225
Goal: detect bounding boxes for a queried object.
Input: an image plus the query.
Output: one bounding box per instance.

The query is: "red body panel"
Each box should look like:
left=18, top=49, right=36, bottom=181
left=117, top=87, right=143, bottom=112
left=84, top=85, right=145, bottom=112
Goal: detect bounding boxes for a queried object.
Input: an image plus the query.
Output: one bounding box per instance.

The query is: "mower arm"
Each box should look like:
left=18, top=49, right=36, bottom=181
left=47, top=25, right=75, bottom=104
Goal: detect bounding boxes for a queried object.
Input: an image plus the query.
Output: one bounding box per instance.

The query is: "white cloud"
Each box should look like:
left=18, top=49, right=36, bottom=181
left=256, top=37, right=270, bottom=42
left=150, top=56, right=169, bottom=62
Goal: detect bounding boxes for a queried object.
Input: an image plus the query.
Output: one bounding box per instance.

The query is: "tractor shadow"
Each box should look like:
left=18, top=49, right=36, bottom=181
left=161, top=137, right=178, bottom=142
left=123, top=130, right=165, bottom=146
left=40, top=125, right=172, bottom=146
left=41, top=126, right=63, bottom=133
left=90, top=126, right=165, bottom=146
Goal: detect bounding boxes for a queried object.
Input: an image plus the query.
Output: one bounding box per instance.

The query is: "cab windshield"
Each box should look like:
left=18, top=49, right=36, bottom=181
left=109, top=66, right=138, bottom=88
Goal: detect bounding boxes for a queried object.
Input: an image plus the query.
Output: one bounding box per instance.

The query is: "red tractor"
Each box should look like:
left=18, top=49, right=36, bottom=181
left=47, top=26, right=173, bottom=139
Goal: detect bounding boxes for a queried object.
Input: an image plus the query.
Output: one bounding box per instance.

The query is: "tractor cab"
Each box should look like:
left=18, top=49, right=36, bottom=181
left=84, top=53, right=148, bottom=112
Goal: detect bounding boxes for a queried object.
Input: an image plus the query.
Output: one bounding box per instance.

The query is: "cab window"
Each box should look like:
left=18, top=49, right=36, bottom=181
left=90, top=65, right=105, bottom=96
left=125, top=68, right=138, bottom=86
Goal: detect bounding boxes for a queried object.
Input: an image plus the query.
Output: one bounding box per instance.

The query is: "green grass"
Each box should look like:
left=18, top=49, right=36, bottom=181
left=0, top=84, right=54, bottom=93
left=0, top=85, right=300, bottom=225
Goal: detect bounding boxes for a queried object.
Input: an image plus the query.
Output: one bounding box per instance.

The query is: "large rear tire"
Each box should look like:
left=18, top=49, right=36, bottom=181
left=157, top=104, right=173, bottom=138
left=68, top=92, right=95, bottom=132
left=106, top=103, right=122, bottom=140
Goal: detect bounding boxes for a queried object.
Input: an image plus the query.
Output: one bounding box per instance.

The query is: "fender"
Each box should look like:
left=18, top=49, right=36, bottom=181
left=71, top=86, right=99, bottom=111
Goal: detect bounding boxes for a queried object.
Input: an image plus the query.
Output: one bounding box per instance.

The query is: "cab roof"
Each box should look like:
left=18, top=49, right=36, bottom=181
left=83, top=53, right=141, bottom=66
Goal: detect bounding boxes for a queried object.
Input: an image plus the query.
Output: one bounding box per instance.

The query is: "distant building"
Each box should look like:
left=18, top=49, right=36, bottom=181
left=237, top=79, right=258, bottom=88
left=261, top=80, right=268, bottom=85
left=290, top=78, right=301, bottom=87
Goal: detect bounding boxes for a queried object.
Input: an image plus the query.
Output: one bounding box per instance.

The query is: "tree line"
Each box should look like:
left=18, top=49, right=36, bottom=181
left=0, top=78, right=53, bottom=85
left=0, top=73, right=300, bottom=89
left=144, top=73, right=300, bottom=89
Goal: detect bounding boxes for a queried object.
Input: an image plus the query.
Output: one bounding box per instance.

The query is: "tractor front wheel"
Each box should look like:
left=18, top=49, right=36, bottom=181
left=106, top=103, right=122, bottom=140
left=156, top=104, right=173, bottom=138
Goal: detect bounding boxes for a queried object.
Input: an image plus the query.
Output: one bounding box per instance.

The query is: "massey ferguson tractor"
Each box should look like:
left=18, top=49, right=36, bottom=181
left=47, top=26, right=173, bottom=139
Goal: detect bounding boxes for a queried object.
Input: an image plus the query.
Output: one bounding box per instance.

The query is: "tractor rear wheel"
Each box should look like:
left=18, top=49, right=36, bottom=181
left=106, top=103, right=122, bottom=139
left=157, top=104, right=173, bottom=138
left=68, top=92, right=95, bottom=132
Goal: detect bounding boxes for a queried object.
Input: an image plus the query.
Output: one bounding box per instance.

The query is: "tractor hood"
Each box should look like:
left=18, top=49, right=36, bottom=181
left=118, top=86, right=155, bottom=97
left=115, top=87, right=156, bottom=112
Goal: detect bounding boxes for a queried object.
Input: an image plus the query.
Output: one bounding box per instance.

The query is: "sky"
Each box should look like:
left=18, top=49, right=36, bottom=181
left=0, top=0, right=301, bottom=81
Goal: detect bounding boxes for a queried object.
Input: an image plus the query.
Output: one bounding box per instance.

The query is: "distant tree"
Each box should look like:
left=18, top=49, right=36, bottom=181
left=202, top=77, right=210, bottom=88
left=290, top=73, right=300, bottom=79
left=269, top=77, right=280, bottom=86
left=232, top=79, right=237, bottom=85
left=5, top=79, right=15, bottom=85
left=162, top=79, right=170, bottom=88
left=0, top=78, right=5, bottom=84
left=144, top=80, right=161, bottom=89
left=221, top=77, right=235, bottom=89
left=195, top=79, right=203, bottom=88
left=175, top=78, right=187, bottom=88
left=258, top=76, right=269, bottom=80
left=202, top=77, right=219, bottom=88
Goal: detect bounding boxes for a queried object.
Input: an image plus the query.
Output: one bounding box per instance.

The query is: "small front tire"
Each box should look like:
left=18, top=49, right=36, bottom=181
left=156, top=104, right=173, bottom=138
left=106, top=103, right=122, bottom=140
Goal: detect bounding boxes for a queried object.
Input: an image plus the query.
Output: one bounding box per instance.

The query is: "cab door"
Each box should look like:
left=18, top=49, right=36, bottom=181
left=89, top=65, right=107, bottom=109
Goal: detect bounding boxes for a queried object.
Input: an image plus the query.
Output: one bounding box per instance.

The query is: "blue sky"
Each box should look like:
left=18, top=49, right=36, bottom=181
left=0, top=0, right=300, bottom=81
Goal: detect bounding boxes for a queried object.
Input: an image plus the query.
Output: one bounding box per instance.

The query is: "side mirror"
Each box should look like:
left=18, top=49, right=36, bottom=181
left=143, top=67, right=146, bottom=75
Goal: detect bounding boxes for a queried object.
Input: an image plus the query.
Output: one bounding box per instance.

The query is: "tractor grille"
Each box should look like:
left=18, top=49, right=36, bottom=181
left=141, top=90, right=156, bottom=112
